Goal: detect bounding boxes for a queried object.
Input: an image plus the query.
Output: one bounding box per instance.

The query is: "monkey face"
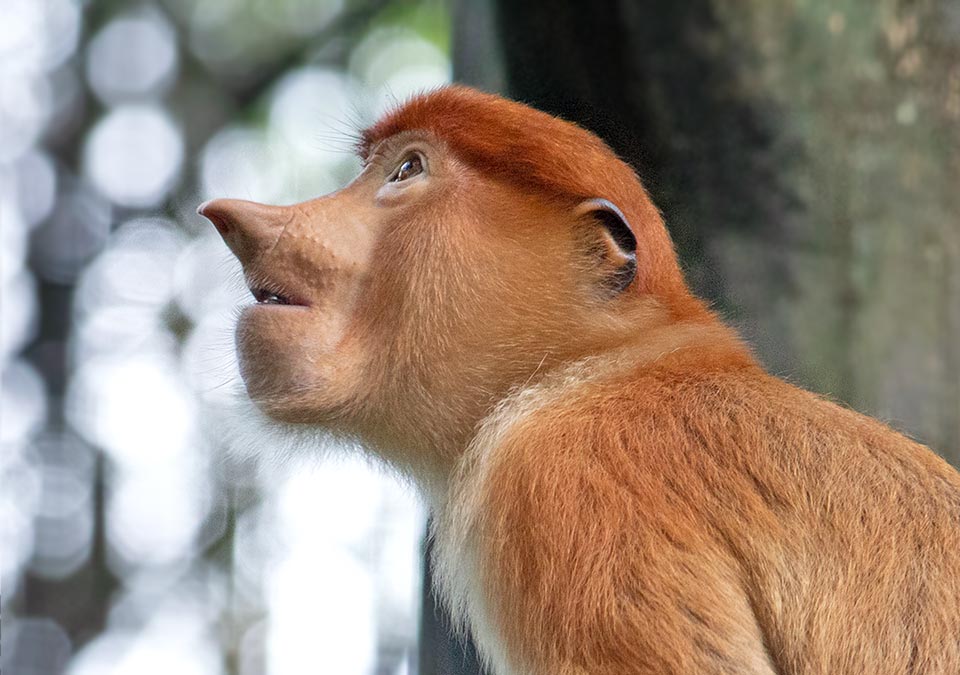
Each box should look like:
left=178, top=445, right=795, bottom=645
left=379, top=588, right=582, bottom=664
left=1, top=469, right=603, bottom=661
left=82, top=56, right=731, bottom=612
left=199, top=132, right=483, bottom=432
left=200, top=91, right=690, bottom=461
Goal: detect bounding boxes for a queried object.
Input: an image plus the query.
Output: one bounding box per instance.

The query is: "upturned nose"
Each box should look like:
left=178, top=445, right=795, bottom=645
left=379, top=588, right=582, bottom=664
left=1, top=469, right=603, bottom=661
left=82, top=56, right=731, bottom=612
left=197, top=198, right=290, bottom=263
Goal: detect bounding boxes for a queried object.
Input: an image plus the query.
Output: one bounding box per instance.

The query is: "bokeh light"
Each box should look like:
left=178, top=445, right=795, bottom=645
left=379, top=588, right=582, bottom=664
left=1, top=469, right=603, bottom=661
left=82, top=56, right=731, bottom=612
left=4, top=618, right=73, bottom=675
left=200, top=126, right=288, bottom=203
left=0, top=0, right=81, bottom=73
left=31, top=176, right=113, bottom=283
left=13, top=150, right=58, bottom=227
left=86, top=12, right=179, bottom=105
left=7, top=2, right=451, bottom=673
left=0, top=191, right=39, bottom=359
left=267, top=68, right=362, bottom=200
left=351, top=26, right=452, bottom=116
left=83, top=105, right=185, bottom=208
left=0, top=72, right=53, bottom=163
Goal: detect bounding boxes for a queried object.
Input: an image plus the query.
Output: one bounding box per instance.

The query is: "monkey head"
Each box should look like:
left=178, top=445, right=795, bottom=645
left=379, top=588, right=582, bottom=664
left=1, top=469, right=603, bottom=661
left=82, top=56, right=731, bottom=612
left=200, top=86, right=702, bottom=476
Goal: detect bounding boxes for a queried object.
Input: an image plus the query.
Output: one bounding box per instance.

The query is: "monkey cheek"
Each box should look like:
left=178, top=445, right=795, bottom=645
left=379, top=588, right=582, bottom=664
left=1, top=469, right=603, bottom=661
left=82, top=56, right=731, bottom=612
left=235, top=308, right=353, bottom=423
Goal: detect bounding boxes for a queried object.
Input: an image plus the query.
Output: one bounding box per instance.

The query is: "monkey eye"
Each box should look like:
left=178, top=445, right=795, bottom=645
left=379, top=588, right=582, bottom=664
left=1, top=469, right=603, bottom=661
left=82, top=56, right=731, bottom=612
left=390, top=153, right=424, bottom=182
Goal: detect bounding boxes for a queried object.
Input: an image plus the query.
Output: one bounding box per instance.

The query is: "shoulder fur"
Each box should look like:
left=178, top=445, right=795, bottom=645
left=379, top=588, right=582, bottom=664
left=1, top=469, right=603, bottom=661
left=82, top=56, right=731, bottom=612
left=429, top=321, right=756, bottom=674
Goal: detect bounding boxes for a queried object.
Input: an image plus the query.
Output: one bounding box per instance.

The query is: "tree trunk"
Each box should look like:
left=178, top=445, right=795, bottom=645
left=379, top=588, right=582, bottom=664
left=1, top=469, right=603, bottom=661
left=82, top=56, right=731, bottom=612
left=424, top=0, right=960, bottom=670
left=490, top=0, right=960, bottom=464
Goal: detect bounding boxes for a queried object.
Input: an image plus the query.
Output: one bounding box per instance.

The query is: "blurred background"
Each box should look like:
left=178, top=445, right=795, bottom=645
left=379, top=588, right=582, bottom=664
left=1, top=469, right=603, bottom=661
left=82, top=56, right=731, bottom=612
left=2, top=1, right=958, bottom=674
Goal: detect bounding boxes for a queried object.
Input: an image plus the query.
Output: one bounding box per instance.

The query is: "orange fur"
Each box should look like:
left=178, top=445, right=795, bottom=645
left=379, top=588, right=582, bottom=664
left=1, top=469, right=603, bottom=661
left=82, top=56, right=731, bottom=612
left=204, top=86, right=960, bottom=674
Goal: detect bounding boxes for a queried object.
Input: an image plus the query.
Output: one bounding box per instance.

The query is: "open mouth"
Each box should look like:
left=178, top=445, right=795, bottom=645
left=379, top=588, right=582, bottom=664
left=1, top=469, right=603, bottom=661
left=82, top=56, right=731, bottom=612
left=248, top=285, right=309, bottom=307
left=251, top=288, right=293, bottom=305
left=245, top=268, right=309, bottom=308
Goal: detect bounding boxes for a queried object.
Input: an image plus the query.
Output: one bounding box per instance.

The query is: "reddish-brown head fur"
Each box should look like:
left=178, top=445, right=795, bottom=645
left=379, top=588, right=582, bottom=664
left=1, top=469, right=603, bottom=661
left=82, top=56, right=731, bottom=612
left=360, top=86, right=696, bottom=317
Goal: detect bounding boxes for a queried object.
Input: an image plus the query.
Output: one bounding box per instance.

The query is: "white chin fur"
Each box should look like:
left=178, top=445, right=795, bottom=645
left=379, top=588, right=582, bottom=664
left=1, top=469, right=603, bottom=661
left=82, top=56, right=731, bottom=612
left=203, top=387, right=361, bottom=471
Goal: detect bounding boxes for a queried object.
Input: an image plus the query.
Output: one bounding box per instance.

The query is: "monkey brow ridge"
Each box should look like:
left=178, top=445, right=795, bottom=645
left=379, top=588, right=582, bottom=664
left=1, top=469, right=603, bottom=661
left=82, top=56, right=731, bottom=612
left=358, top=85, right=644, bottom=206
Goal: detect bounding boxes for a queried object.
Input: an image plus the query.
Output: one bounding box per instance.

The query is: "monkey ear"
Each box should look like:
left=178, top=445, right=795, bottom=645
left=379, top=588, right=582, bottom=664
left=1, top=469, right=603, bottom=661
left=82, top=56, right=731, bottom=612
left=575, top=198, right=638, bottom=295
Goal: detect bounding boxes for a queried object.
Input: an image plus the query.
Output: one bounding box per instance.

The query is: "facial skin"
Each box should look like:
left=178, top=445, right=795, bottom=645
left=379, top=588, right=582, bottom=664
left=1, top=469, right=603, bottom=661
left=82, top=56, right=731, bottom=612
left=200, top=183, right=377, bottom=424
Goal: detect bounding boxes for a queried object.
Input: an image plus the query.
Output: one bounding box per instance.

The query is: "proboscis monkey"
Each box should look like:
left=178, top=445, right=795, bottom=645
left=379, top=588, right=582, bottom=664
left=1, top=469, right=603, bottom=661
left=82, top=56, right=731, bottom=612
left=199, top=86, right=960, bottom=675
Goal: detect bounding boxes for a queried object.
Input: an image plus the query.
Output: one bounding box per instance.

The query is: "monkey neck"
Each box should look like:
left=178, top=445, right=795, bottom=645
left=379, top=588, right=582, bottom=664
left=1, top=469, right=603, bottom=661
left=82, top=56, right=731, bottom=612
left=402, top=311, right=756, bottom=506
left=427, top=318, right=753, bottom=513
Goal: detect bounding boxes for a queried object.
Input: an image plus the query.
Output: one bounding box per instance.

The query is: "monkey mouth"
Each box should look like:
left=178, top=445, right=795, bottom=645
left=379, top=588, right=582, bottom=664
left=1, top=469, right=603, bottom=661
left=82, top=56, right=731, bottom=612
left=243, top=259, right=312, bottom=307
left=247, top=281, right=310, bottom=308
left=252, top=287, right=294, bottom=305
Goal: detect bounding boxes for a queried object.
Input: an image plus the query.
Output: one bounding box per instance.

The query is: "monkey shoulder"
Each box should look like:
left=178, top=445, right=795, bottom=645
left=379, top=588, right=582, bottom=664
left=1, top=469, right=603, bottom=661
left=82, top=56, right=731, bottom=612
left=451, top=361, right=960, bottom=674
left=484, top=357, right=960, bottom=520
left=444, top=361, right=788, bottom=674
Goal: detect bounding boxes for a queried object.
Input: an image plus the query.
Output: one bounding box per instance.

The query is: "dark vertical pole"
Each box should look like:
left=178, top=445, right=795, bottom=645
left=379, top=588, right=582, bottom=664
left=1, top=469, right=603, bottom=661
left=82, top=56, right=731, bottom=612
left=416, top=1, right=502, bottom=671
left=418, top=537, right=485, bottom=675
left=492, top=0, right=789, bottom=306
